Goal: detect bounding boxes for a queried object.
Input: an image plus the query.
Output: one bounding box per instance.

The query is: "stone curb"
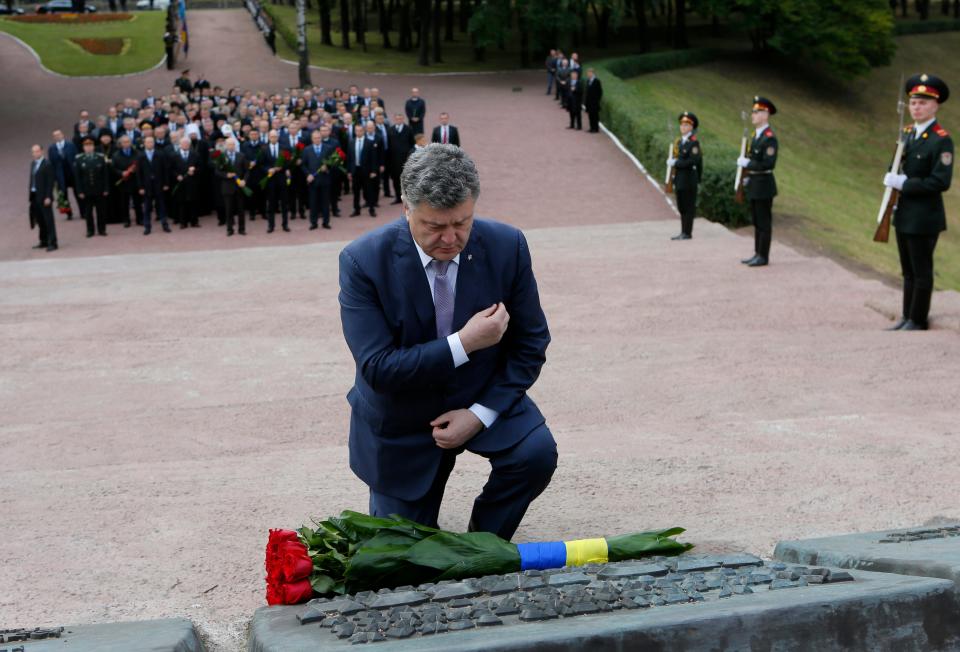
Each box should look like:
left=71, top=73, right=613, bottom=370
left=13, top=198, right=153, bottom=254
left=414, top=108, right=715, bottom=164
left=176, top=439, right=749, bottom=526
left=1, top=618, right=203, bottom=652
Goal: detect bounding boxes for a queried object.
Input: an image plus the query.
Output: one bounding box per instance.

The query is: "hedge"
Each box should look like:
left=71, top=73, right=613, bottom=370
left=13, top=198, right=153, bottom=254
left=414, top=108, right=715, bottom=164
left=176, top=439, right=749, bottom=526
left=894, top=18, right=960, bottom=35
left=262, top=4, right=297, bottom=54
left=595, top=50, right=751, bottom=227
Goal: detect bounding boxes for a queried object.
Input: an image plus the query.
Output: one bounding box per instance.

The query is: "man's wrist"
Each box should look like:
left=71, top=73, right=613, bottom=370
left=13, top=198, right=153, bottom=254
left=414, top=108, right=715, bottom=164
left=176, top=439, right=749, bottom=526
left=447, top=333, right=470, bottom=367
left=468, top=403, right=498, bottom=429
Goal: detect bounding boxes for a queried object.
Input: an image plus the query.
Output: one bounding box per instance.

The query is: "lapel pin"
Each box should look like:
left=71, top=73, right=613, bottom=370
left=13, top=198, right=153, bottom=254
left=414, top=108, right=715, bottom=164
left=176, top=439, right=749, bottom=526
left=467, top=254, right=473, bottom=261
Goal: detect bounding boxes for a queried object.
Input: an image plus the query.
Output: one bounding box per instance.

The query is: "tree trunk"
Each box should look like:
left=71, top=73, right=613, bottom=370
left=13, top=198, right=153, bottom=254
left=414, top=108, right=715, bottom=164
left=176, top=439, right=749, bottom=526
left=380, top=0, right=393, bottom=48
left=674, top=0, right=688, bottom=48
left=666, top=0, right=674, bottom=47
left=296, top=0, right=312, bottom=86
left=590, top=2, right=610, bottom=48
left=318, top=0, right=332, bottom=45
left=520, top=24, right=529, bottom=68
left=398, top=0, right=412, bottom=50
left=941, top=0, right=949, bottom=13
left=917, top=0, right=929, bottom=18
left=459, top=0, right=470, bottom=33
left=340, top=0, right=351, bottom=48
left=354, top=0, right=366, bottom=50
left=954, top=0, right=959, bottom=18
left=432, top=0, right=442, bottom=61
left=444, top=0, right=454, bottom=40
left=417, top=0, right=430, bottom=65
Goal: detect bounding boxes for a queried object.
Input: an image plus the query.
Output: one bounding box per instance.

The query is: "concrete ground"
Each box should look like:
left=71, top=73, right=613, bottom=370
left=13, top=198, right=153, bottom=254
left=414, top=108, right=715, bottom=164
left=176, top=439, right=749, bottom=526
left=2, top=9, right=960, bottom=652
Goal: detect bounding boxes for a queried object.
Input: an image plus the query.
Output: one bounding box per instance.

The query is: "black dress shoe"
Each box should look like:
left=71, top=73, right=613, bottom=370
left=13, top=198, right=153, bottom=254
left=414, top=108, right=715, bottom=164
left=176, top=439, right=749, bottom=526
left=670, top=233, right=692, bottom=241
left=886, top=318, right=909, bottom=331
left=369, top=209, right=377, bottom=217
left=86, top=232, right=94, bottom=238
left=239, top=230, right=246, bottom=236
left=900, top=320, right=928, bottom=331
left=267, top=227, right=275, bottom=233
left=98, top=231, right=107, bottom=236
left=191, top=223, right=200, bottom=228
left=143, top=229, right=151, bottom=236
left=124, top=222, right=131, bottom=228
left=309, top=224, right=318, bottom=230
left=33, top=243, right=47, bottom=249
left=322, top=223, right=331, bottom=229
left=180, top=223, right=188, bottom=229
left=332, top=210, right=341, bottom=217
left=162, top=223, right=172, bottom=233
left=66, top=214, right=73, bottom=220
left=46, top=244, right=58, bottom=252
left=350, top=211, right=361, bottom=217
left=741, top=255, right=758, bottom=264
left=282, top=225, right=290, bottom=232
left=227, top=230, right=234, bottom=236
left=747, top=256, right=768, bottom=267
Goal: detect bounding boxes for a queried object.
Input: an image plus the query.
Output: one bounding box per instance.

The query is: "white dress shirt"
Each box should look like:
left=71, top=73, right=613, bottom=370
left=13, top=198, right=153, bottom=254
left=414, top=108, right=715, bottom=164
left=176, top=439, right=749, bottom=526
left=412, top=238, right=499, bottom=429
left=754, top=124, right=770, bottom=140
left=914, top=117, right=936, bottom=139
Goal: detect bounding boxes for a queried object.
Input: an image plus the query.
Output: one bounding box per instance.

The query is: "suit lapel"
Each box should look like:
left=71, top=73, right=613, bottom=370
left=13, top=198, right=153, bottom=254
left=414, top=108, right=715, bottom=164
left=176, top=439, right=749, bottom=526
left=453, top=230, right=484, bottom=330
left=393, top=223, right=436, bottom=330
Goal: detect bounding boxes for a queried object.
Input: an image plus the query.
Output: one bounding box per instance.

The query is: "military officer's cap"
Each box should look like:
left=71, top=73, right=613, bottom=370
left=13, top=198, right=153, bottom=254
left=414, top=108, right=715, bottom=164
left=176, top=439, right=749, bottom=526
left=752, top=96, right=777, bottom=115
left=81, top=136, right=95, bottom=144
left=905, top=73, right=949, bottom=103
left=140, top=121, right=153, bottom=130
left=678, top=111, right=699, bottom=129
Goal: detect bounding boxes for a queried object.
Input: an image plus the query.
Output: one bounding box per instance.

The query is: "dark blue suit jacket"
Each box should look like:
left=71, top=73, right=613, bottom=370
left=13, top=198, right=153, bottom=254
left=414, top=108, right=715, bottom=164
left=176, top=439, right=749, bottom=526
left=48, top=141, right=78, bottom=190
left=339, top=218, right=550, bottom=501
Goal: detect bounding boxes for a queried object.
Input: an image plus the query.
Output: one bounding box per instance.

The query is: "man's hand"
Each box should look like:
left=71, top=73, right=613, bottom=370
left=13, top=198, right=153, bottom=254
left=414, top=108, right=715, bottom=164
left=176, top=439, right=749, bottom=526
left=458, top=303, right=509, bottom=354
left=307, top=174, right=314, bottom=183
left=138, top=189, right=145, bottom=195
left=369, top=172, right=376, bottom=178
left=431, top=409, right=483, bottom=449
left=78, top=193, right=85, bottom=199
left=320, top=164, right=328, bottom=173
left=227, top=172, right=236, bottom=179
left=237, top=179, right=246, bottom=188
left=43, top=198, right=51, bottom=207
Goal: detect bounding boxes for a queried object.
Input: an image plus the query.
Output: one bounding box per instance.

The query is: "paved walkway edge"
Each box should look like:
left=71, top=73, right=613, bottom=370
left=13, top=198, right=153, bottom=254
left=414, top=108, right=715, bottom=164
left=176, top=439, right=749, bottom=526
left=247, top=570, right=960, bottom=652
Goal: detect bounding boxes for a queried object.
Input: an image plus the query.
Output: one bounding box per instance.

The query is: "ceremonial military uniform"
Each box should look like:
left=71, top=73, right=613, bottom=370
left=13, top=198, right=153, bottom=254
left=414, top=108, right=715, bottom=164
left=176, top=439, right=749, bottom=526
left=74, top=142, right=109, bottom=237
left=889, top=74, right=953, bottom=330
left=741, top=96, right=778, bottom=266
left=671, top=112, right=703, bottom=240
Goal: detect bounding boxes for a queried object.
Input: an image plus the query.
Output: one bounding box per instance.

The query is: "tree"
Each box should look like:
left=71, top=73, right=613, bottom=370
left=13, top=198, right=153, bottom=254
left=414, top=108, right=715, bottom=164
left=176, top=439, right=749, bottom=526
left=417, top=0, right=430, bottom=65
left=340, top=0, right=351, bottom=48
left=398, top=0, right=414, bottom=50
left=318, top=0, right=333, bottom=45
left=445, top=0, right=455, bottom=40
left=296, top=0, right=312, bottom=87
left=632, top=0, right=649, bottom=52
left=433, top=0, right=443, bottom=61
left=354, top=0, right=367, bottom=51
left=379, top=0, right=394, bottom=48
left=674, top=0, right=689, bottom=48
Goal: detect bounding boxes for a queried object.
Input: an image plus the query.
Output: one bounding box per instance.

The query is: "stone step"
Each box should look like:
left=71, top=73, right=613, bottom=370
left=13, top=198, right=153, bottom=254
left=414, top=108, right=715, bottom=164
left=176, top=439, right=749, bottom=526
left=0, top=618, right=203, bottom=652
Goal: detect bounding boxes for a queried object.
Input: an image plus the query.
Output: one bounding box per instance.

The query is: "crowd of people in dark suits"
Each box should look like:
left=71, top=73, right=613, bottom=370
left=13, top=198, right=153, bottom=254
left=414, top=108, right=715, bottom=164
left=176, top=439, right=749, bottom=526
left=544, top=50, right=603, bottom=133
left=27, top=72, right=463, bottom=252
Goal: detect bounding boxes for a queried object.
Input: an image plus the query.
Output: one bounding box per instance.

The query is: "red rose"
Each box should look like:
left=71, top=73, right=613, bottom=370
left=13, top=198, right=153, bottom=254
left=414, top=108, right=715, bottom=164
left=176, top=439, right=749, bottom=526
left=266, top=578, right=313, bottom=606
left=282, top=150, right=292, bottom=160
left=280, top=541, right=313, bottom=582
left=296, top=142, right=306, bottom=151
left=211, top=150, right=222, bottom=159
left=265, top=529, right=300, bottom=580
left=336, top=147, right=345, bottom=159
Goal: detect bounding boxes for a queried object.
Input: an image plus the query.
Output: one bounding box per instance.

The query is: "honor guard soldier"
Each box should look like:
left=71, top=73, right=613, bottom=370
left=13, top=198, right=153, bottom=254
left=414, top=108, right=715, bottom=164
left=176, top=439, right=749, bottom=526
left=883, top=74, right=953, bottom=330
left=737, top=96, right=778, bottom=267
left=668, top=111, right=703, bottom=240
left=74, top=137, right=110, bottom=237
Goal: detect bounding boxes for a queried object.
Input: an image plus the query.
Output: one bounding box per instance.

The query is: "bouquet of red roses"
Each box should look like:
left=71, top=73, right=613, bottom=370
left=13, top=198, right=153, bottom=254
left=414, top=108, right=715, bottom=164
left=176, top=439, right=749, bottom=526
left=211, top=149, right=253, bottom=197
left=259, top=148, right=293, bottom=190
left=264, top=511, right=692, bottom=605
left=56, top=190, right=70, bottom=215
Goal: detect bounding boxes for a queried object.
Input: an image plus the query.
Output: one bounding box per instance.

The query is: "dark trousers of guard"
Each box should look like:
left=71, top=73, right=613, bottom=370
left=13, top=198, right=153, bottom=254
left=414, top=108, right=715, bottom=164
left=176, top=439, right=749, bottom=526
left=83, top=195, right=108, bottom=236
left=118, top=185, right=144, bottom=226
left=224, top=193, right=245, bottom=234
left=265, top=182, right=289, bottom=230
left=569, top=105, right=582, bottom=130
left=587, top=107, right=600, bottom=132
left=308, top=181, right=331, bottom=227
left=30, top=193, right=57, bottom=247
left=676, top=188, right=697, bottom=236
left=895, top=231, right=939, bottom=328
left=750, top=198, right=773, bottom=259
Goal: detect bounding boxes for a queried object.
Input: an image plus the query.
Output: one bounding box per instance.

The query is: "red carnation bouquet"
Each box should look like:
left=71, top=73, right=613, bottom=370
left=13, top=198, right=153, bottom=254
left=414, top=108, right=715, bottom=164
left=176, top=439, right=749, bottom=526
left=260, top=148, right=293, bottom=190
left=265, top=529, right=315, bottom=606
left=319, top=147, right=346, bottom=175
left=56, top=190, right=71, bottom=215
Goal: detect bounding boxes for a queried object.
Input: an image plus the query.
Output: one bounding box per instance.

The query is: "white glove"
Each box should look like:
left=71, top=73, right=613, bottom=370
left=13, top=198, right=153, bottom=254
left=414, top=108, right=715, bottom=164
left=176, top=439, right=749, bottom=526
left=736, top=156, right=750, bottom=168
left=883, top=172, right=907, bottom=190
left=667, top=157, right=676, bottom=168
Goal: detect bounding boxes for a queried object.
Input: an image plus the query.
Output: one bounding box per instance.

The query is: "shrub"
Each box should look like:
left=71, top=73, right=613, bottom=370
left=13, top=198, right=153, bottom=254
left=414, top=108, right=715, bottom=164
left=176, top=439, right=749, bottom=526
left=894, top=19, right=960, bottom=35
left=262, top=4, right=296, bottom=53
left=10, top=12, right=132, bottom=23
left=596, top=52, right=751, bottom=227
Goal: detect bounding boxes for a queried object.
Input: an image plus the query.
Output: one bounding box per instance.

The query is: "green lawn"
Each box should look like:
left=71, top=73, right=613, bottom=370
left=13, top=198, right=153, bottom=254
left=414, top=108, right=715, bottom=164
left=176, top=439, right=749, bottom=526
left=0, top=12, right=165, bottom=76
left=264, top=4, right=649, bottom=74
left=625, top=33, right=960, bottom=290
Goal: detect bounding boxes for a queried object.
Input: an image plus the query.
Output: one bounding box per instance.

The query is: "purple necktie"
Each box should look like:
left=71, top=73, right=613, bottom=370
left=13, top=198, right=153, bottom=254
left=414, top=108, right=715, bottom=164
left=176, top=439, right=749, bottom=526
left=432, top=259, right=454, bottom=338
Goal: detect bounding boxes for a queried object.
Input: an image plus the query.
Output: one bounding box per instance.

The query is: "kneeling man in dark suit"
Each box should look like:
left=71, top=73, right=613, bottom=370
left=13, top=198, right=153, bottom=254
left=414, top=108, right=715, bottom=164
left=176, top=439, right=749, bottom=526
left=338, top=144, right=557, bottom=541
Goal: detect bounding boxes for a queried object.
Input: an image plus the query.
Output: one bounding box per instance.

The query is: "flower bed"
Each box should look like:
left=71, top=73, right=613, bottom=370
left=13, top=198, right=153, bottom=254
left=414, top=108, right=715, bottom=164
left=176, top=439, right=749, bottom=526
left=10, top=12, right=133, bottom=23
left=69, top=37, right=125, bottom=55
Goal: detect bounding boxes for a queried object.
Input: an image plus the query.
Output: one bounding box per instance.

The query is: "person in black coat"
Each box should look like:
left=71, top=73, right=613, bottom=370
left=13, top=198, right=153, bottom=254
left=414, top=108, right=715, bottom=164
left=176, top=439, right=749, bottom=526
left=112, top=135, right=143, bottom=228
left=431, top=113, right=461, bottom=147
left=28, top=144, right=58, bottom=251
left=300, top=126, right=338, bottom=230
left=137, top=136, right=171, bottom=235
left=214, top=139, right=248, bottom=236
left=260, top=129, right=292, bottom=233
left=171, top=136, right=201, bottom=228
left=404, top=88, right=427, bottom=136
left=347, top=123, right=380, bottom=218
left=566, top=70, right=584, bottom=130
left=387, top=113, right=415, bottom=204
left=48, top=130, right=78, bottom=220
left=584, top=68, right=604, bottom=133
left=241, top=128, right=266, bottom=224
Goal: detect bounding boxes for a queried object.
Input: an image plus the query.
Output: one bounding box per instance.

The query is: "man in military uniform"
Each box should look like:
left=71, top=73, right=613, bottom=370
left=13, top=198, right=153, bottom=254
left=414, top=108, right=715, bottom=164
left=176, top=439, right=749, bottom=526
left=737, top=96, right=778, bottom=267
left=667, top=111, right=703, bottom=240
left=883, top=73, right=953, bottom=330
left=74, top=137, right=109, bottom=237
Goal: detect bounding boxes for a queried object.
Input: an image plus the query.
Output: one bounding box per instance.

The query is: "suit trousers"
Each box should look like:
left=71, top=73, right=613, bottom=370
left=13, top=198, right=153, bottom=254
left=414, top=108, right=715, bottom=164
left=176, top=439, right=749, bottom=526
left=83, top=195, right=108, bottom=235
left=368, top=423, right=558, bottom=541
left=382, top=159, right=393, bottom=196
left=587, top=107, right=600, bottom=132
left=569, top=106, right=582, bottom=130
left=224, top=192, right=245, bottom=234
left=117, top=183, right=144, bottom=225
left=676, top=188, right=697, bottom=236
left=142, top=191, right=168, bottom=231
left=265, top=180, right=289, bottom=229
left=175, top=196, right=197, bottom=227
left=308, top=181, right=330, bottom=227
left=750, top=198, right=773, bottom=259
left=895, top=230, right=939, bottom=327
left=30, top=193, right=57, bottom=247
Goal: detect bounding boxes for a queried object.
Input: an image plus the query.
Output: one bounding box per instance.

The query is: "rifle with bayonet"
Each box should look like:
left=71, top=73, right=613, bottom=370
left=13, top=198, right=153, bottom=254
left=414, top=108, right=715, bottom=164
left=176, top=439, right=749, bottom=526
left=874, top=75, right=908, bottom=244
left=734, top=109, right=748, bottom=204
left=665, top=119, right=677, bottom=193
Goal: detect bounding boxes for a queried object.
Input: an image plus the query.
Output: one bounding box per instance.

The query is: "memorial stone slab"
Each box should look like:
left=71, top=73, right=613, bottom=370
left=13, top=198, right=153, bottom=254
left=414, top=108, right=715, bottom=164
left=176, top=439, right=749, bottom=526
left=0, top=619, right=201, bottom=652
left=774, top=524, right=960, bottom=585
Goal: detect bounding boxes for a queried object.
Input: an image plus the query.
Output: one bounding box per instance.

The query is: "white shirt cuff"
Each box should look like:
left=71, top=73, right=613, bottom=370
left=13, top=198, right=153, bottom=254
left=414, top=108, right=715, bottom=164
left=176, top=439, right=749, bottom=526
left=447, top=333, right=470, bottom=368
left=468, top=403, right=499, bottom=429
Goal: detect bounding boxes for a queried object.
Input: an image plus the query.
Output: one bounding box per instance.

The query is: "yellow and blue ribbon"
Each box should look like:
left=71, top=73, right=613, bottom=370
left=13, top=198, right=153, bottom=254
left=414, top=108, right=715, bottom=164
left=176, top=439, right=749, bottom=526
left=517, top=538, right=609, bottom=571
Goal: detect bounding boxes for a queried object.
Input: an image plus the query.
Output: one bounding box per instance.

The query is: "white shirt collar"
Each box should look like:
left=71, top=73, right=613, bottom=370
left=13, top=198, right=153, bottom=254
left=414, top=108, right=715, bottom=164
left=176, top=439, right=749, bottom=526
left=412, top=235, right=460, bottom=269
left=755, top=124, right=769, bottom=139
left=915, top=117, right=936, bottom=135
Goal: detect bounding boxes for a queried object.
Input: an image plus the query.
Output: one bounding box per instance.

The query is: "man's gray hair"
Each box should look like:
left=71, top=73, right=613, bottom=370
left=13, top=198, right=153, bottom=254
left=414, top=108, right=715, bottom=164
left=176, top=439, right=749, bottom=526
left=401, top=144, right=480, bottom=209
